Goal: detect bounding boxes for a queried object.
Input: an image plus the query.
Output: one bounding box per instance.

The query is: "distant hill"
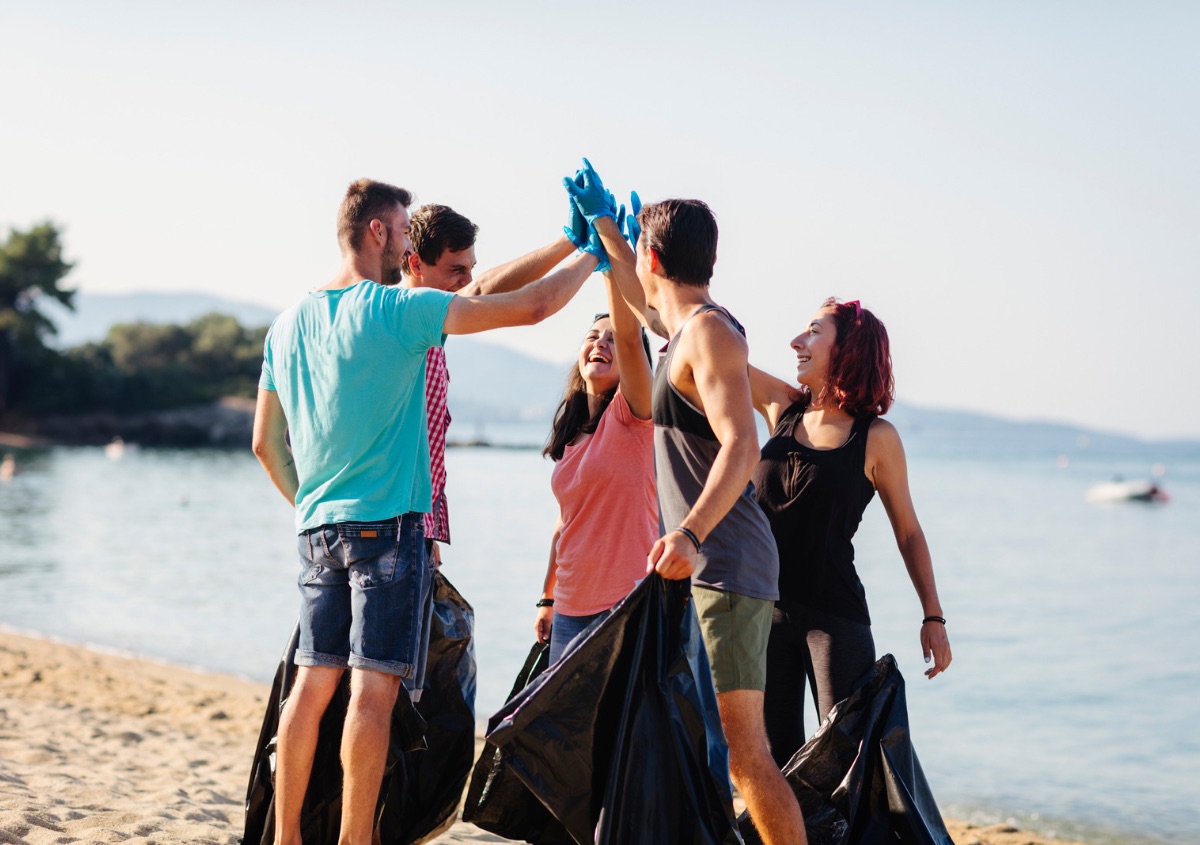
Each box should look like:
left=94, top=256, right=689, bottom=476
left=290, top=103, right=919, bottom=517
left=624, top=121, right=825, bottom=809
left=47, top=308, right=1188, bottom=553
left=39, top=291, right=1198, bottom=461
left=42, top=292, right=281, bottom=348
left=882, top=403, right=1199, bottom=462
left=444, top=339, right=566, bottom=424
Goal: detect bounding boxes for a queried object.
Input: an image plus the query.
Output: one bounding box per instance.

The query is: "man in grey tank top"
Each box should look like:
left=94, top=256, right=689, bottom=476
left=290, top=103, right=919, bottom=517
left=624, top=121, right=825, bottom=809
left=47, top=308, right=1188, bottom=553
left=589, top=171, right=808, bottom=845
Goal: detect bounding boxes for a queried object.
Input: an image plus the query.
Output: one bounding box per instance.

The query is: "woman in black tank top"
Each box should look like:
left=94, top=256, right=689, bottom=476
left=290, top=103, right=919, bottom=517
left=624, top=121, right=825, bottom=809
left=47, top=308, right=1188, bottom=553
left=748, top=298, right=952, bottom=767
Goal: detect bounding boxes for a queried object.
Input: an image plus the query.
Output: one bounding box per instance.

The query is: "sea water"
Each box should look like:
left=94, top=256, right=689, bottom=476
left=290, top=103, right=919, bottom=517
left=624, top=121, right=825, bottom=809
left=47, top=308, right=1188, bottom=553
left=1, top=436, right=1197, bottom=845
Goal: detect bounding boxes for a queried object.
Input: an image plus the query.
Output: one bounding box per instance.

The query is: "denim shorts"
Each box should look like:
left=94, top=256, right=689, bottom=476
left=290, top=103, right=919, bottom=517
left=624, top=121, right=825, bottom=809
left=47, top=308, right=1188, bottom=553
left=549, top=609, right=611, bottom=664
left=295, top=513, right=431, bottom=682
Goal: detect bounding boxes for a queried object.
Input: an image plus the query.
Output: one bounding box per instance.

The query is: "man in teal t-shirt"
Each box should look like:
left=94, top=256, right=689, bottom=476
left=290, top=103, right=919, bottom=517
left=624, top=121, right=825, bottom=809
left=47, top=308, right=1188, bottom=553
left=253, top=177, right=600, bottom=845
left=259, top=277, right=451, bottom=533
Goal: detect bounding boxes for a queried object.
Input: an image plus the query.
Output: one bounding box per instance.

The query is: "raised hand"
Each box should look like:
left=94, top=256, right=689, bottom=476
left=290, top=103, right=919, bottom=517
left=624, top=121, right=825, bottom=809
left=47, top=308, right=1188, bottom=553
left=625, top=190, right=643, bottom=249
left=562, top=173, right=588, bottom=248
left=562, top=157, right=617, bottom=223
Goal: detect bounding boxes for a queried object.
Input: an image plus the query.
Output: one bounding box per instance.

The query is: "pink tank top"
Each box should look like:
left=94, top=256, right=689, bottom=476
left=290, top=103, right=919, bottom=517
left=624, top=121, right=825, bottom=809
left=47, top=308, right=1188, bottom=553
left=550, top=391, right=658, bottom=616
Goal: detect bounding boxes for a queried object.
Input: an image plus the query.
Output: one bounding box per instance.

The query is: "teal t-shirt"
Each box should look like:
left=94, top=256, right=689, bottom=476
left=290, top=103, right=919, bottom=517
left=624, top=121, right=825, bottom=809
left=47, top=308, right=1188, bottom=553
left=259, top=280, right=455, bottom=532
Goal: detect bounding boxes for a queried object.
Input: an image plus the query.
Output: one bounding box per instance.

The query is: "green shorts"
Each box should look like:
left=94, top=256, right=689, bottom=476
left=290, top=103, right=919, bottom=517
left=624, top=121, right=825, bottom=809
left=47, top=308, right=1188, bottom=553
left=691, top=584, right=773, bottom=693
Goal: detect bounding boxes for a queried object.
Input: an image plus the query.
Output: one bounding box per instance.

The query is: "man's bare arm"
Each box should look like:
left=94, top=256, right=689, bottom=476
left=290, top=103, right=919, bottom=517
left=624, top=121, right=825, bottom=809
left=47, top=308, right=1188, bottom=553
left=443, top=252, right=597, bottom=335
left=649, top=315, right=761, bottom=580
left=675, top=316, right=761, bottom=541
left=252, top=389, right=298, bottom=505
left=594, top=216, right=669, bottom=339
left=460, top=235, right=577, bottom=297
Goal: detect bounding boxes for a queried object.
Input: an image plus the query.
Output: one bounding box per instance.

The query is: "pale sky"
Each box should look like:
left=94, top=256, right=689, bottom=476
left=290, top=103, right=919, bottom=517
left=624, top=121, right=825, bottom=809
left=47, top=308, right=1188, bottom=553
left=4, top=1, right=1197, bottom=439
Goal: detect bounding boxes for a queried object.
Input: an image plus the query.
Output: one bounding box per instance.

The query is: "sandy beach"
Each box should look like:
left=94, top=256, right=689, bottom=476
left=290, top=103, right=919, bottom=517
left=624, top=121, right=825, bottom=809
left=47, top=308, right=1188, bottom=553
left=0, top=629, right=1083, bottom=845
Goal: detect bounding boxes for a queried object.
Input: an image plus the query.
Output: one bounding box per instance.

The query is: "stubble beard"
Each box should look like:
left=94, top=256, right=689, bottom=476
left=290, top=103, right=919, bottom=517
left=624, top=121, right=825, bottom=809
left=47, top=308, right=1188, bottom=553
left=381, top=241, right=404, bottom=286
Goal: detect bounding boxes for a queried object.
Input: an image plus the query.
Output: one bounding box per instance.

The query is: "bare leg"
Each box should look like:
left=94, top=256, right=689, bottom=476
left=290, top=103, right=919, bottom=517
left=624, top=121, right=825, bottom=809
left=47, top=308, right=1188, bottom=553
left=337, top=668, right=402, bottom=845
left=275, top=665, right=344, bottom=845
left=717, top=689, right=808, bottom=845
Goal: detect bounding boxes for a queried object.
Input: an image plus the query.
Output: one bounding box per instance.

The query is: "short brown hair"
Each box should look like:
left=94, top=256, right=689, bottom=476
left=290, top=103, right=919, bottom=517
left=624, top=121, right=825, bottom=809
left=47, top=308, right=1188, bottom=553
left=403, top=204, right=479, bottom=275
left=637, top=199, right=718, bottom=287
left=336, top=179, right=413, bottom=252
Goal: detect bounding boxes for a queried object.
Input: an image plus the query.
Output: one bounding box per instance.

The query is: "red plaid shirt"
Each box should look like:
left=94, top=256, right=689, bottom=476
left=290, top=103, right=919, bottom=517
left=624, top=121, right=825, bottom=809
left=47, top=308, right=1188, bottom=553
left=423, top=347, right=451, bottom=543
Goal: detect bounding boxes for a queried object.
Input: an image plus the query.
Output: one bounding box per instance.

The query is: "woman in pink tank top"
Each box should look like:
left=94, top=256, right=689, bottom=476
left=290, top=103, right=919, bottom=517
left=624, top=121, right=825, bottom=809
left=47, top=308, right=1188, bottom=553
left=534, top=275, right=658, bottom=663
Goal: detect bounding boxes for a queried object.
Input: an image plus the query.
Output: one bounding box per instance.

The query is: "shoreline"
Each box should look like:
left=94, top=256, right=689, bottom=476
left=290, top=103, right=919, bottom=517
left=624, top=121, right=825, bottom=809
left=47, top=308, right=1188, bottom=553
left=0, top=629, right=1093, bottom=845
left=0, top=398, right=257, bottom=451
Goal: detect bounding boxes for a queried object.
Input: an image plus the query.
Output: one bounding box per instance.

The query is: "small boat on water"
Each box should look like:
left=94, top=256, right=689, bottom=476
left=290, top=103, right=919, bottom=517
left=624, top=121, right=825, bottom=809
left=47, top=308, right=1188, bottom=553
left=1085, top=479, right=1169, bottom=504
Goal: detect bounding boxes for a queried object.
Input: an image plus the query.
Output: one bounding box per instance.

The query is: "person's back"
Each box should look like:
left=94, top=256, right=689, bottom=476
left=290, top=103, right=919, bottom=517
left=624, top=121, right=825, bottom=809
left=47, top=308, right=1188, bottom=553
left=263, top=280, right=451, bottom=531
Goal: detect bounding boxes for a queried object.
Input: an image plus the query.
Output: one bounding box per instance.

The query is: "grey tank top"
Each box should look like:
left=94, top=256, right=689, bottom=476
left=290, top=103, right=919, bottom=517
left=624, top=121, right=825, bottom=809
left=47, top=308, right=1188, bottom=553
left=652, top=305, right=780, bottom=601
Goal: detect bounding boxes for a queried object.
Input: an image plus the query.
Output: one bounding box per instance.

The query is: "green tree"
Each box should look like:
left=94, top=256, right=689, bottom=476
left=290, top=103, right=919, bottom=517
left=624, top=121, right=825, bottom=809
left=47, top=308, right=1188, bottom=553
left=52, top=313, right=268, bottom=413
left=106, top=322, right=194, bottom=372
left=0, top=223, right=75, bottom=412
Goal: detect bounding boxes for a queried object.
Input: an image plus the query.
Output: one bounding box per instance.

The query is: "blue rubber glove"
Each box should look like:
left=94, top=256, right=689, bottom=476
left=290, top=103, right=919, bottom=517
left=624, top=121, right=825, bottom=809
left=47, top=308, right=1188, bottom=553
left=562, top=157, right=616, bottom=223
left=583, top=222, right=611, bottom=274
left=625, top=190, right=643, bottom=250
left=562, top=173, right=588, bottom=248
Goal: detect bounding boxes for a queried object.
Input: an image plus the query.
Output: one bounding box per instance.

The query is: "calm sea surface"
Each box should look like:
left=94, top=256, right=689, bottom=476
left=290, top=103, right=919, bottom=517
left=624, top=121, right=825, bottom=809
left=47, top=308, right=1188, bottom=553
left=1, top=430, right=1197, bottom=845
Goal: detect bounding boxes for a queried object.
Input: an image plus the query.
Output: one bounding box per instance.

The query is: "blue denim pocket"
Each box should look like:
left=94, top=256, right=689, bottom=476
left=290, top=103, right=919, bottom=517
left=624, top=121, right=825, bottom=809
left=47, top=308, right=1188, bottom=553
left=314, top=522, right=400, bottom=587
left=298, top=530, right=331, bottom=586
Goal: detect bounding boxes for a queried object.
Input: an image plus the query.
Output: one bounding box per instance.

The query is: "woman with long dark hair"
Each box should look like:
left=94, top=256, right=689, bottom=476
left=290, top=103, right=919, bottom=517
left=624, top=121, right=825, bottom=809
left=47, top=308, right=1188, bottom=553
left=534, top=276, right=657, bottom=663
left=750, top=298, right=952, bottom=767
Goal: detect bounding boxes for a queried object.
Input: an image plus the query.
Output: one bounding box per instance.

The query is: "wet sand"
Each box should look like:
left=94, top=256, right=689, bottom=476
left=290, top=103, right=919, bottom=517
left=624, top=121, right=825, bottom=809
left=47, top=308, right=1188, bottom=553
left=0, top=629, right=1084, bottom=845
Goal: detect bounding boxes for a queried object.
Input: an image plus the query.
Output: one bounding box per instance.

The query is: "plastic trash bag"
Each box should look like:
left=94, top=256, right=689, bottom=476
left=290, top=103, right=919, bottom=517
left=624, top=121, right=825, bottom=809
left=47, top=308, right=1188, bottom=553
left=477, top=573, right=743, bottom=845
left=376, top=573, right=477, bottom=843
left=461, top=642, right=574, bottom=844
left=739, top=654, right=953, bottom=845
left=242, top=571, right=476, bottom=845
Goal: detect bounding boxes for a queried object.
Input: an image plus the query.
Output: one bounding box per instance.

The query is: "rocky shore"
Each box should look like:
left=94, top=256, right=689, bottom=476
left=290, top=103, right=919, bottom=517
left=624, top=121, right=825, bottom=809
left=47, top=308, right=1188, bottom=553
left=0, top=397, right=256, bottom=449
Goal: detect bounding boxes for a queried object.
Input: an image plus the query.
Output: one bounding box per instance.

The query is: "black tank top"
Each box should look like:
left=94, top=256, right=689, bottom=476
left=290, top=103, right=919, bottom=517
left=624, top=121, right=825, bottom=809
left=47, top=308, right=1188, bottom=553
left=751, top=400, right=876, bottom=624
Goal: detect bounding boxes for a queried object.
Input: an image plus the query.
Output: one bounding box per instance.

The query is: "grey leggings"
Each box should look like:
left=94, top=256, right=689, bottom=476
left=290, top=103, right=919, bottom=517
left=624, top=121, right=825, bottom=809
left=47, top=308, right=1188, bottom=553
left=763, top=600, right=876, bottom=769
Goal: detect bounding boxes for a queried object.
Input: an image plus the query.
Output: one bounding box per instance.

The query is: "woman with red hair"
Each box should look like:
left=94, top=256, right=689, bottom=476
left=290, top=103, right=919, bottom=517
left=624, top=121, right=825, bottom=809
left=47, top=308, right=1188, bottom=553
left=750, top=298, right=952, bottom=768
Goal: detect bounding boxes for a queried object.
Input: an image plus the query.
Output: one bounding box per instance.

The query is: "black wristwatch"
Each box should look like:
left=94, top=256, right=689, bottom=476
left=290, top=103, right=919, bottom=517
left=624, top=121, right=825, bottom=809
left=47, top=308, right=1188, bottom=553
left=536, top=598, right=555, bottom=608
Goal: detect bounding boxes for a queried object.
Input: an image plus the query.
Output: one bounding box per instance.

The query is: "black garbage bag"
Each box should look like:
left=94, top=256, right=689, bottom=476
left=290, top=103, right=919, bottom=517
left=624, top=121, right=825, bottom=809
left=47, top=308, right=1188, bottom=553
left=738, top=654, right=953, bottom=845
left=242, top=571, right=476, bottom=845
left=480, top=573, right=742, bottom=845
left=461, top=642, right=574, bottom=844
left=376, top=573, right=477, bottom=843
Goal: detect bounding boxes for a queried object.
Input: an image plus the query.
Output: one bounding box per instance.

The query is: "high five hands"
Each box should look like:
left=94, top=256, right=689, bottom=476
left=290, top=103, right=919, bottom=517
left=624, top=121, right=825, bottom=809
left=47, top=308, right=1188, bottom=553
left=562, top=158, right=641, bottom=272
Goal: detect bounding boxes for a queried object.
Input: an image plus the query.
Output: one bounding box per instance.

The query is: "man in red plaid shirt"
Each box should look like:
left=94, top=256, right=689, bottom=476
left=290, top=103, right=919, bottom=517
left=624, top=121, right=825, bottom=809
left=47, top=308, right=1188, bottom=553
left=401, top=204, right=579, bottom=566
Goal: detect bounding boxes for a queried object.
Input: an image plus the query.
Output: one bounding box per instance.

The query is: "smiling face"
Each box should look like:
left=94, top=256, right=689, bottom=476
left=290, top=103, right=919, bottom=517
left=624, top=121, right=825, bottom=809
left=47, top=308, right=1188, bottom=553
left=577, top=316, right=619, bottom=393
left=410, top=245, right=477, bottom=292
left=790, top=305, right=839, bottom=390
